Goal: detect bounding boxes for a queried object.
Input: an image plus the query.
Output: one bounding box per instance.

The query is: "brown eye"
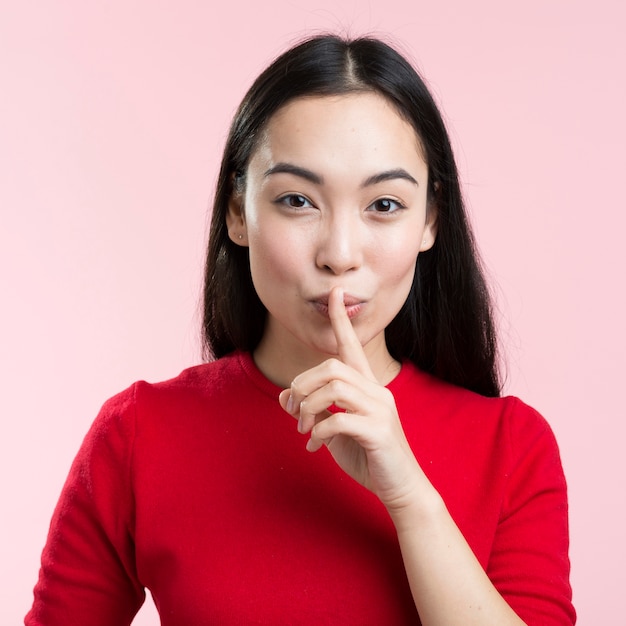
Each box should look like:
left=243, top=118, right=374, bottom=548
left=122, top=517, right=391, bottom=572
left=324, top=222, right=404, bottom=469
left=369, top=198, right=404, bottom=213
left=278, top=194, right=313, bottom=209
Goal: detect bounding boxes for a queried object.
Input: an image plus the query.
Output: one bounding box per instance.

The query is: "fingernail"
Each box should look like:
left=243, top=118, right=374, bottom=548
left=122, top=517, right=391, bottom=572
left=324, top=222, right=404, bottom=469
left=287, top=393, right=295, bottom=414
left=297, top=416, right=303, bottom=433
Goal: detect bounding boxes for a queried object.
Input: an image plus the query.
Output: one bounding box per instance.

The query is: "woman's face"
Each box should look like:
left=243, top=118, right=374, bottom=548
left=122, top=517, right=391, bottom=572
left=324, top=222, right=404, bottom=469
left=227, top=92, right=437, bottom=382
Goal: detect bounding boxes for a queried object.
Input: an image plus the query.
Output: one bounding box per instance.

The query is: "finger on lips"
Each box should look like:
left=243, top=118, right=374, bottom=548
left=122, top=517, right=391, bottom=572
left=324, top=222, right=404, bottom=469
left=328, top=287, right=375, bottom=380
left=280, top=285, right=375, bottom=447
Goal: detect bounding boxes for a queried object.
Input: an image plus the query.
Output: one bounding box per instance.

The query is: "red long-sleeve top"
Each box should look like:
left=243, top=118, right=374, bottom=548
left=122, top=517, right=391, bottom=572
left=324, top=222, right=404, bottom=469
left=26, top=351, right=575, bottom=625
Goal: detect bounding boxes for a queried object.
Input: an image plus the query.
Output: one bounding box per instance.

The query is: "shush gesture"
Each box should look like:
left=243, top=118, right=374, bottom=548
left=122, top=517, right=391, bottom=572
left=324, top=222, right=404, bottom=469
left=279, top=286, right=425, bottom=515
left=279, top=288, right=529, bottom=625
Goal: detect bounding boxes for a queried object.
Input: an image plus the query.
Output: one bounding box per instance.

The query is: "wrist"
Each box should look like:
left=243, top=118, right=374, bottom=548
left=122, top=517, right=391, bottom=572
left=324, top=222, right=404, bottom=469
left=386, top=482, right=448, bottom=535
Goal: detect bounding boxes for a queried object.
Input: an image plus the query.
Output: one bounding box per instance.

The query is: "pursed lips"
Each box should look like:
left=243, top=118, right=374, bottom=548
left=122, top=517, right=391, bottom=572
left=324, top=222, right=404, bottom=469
left=308, top=293, right=366, bottom=319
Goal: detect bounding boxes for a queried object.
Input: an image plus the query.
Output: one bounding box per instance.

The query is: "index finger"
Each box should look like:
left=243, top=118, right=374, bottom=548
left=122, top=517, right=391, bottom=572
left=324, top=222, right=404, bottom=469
left=328, top=287, right=376, bottom=380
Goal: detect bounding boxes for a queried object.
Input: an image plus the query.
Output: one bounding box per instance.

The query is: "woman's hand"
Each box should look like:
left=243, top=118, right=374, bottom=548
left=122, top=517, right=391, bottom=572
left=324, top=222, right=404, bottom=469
left=278, top=287, right=425, bottom=514
left=279, top=287, right=528, bottom=625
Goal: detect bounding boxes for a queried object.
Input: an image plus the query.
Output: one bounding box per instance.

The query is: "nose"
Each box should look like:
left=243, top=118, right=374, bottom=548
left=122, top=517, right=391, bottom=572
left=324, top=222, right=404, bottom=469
left=315, top=212, right=363, bottom=275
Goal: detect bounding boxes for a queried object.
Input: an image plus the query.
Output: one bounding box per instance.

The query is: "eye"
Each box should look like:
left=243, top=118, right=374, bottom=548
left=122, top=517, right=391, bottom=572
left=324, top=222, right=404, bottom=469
left=277, top=194, right=313, bottom=209
left=368, top=198, right=406, bottom=213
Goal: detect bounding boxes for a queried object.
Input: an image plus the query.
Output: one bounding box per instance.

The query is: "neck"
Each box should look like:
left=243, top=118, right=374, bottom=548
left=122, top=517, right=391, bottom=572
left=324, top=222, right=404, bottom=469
left=252, top=332, right=401, bottom=389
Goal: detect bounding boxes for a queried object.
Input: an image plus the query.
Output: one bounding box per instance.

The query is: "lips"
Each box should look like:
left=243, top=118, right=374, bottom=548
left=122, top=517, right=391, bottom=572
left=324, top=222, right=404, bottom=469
left=309, top=292, right=366, bottom=319
left=313, top=293, right=362, bottom=306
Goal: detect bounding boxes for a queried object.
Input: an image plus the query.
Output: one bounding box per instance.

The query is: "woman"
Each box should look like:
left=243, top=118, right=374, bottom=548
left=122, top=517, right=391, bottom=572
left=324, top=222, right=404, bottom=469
left=26, top=35, right=575, bottom=625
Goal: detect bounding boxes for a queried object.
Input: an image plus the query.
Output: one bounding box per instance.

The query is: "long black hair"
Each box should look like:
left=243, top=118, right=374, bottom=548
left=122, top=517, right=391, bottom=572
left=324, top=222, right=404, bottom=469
left=202, top=34, right=501, bottom=397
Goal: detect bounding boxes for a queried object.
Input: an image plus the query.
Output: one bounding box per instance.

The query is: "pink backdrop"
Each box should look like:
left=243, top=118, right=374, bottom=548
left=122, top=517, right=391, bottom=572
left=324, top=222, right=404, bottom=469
left=2, top=1, right=624, bottom=623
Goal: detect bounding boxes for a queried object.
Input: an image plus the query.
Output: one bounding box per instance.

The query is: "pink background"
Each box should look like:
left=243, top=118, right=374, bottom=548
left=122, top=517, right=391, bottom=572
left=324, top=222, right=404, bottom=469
left=1, top=1, right=624, bottom=624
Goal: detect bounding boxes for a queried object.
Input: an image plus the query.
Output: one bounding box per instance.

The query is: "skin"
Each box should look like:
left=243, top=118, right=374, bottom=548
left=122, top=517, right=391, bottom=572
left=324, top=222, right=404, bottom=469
left=227, top=93, right=525, bottom=625
left=227, top=93, right=436, bottom=386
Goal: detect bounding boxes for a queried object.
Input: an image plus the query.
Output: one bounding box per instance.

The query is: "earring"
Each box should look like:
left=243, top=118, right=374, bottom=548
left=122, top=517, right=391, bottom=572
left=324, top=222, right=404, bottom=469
left=238, top=235, right=243, bottom=240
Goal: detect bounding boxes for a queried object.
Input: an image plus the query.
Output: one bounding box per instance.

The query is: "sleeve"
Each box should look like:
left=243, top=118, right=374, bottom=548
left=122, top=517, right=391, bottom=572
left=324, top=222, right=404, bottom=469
left=488, top=399, right=576, bottom=625
left=25, top=385, right=146, bottom=626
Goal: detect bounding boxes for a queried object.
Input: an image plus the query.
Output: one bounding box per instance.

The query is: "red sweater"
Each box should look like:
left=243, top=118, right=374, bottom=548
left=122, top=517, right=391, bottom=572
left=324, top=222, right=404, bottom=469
left=26, top=352, right=575, bottom=625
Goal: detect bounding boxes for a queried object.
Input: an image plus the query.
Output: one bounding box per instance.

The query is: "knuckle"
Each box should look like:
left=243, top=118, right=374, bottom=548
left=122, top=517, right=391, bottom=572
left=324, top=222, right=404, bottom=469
left=290, top=378, right=304, bottom=397
left=310, top=424, right=320, bottom=441
left=328, top=378, right=344, bottom=396
left=332, top=411, right=349, bottom=431
left=324, top=358, right=343, bottom=377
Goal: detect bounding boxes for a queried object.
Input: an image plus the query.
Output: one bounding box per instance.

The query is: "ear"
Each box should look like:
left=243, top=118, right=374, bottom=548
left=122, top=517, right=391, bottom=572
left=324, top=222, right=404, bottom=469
left=225, top=184, right=249, bottom=247
left=419, top=181, right=439, bottom=252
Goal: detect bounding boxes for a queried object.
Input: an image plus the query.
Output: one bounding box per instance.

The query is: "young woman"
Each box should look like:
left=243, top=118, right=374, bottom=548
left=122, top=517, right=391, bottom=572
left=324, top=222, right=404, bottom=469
left=26, top=35, right=575, bottom=625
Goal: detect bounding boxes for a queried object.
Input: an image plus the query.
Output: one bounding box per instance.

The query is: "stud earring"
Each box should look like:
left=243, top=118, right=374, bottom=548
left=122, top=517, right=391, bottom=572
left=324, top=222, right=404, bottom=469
left=238, top=234, right=243, bottom=240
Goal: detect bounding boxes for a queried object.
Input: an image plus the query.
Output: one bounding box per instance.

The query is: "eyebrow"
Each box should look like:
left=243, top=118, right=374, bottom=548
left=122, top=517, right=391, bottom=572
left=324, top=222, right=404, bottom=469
left=362, top=168, right=419, bottom=187
left=264, top=163, right=323, bottom=185
left=263, top=163, right=419, bottom=187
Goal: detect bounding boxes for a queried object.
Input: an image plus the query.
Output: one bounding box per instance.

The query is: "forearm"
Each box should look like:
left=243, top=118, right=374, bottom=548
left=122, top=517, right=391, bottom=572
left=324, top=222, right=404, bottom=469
left=390, top=486, right=526, bottom=626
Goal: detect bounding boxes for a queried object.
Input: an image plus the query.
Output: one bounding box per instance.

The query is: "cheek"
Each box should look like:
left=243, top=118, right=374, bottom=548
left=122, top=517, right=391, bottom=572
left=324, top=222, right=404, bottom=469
left=375, top=235, right=422, bottom=282
left=394, top=249, right=420, bottom=278
left=247, top=228, right=301, bottom=286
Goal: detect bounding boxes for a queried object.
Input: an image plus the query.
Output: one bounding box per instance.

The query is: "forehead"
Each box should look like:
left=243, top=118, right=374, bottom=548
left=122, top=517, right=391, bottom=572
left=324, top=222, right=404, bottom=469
left=251, top=92, right=427, bottom=171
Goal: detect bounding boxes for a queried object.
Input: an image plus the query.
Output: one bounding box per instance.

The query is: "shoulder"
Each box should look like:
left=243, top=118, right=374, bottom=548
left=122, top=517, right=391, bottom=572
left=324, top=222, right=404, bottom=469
left=109, top=351, right=247, bottom=403
left=90, top=352, right=250, bottom=435
left=393, top=361, right=561, bottom=465
left=137, top=350, right=247, bottom=396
